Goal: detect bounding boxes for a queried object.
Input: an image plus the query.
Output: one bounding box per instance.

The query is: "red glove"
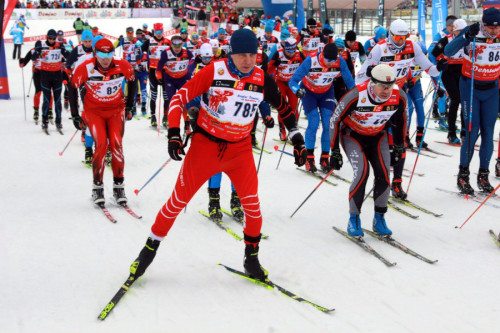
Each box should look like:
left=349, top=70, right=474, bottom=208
left=155, top=70, right=163, bottom=81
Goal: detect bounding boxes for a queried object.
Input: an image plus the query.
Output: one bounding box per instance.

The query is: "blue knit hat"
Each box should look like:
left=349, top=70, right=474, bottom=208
left=230, top=29, right=258, bottom=54
left=82, top=30, right=93, bottom=41
left=265, top=21, right=274, bottom=32
left=483, top=7, right=500, bottom=26
left=334, top=38, right=345, bottom=49
left=218, top=28, right=226, bottom=34
left=280, top=29, right=290, bottom=40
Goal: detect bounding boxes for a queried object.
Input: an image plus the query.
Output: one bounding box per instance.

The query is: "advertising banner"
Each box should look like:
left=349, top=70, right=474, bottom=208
left=432, top=0, right=447, bottom=37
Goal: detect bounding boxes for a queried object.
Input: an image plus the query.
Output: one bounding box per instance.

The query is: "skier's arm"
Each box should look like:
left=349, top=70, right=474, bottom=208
left=289, top=56, right=312, bottom=93
left=19, top=48, right=33, bottom=66
left=186, top=49, right=195, bottom=77
left=141, top=38, right=150, bottom=53
left=344, top=51, right=355, bottom=75
left=358, top=42, right=367, bottom=63
left=167, top=63, right=215, bottom=128
left=363, top=39, right=372, bottom=56
left=156, top=50, right=168, bottom=75
left=65, top=47, right=79, bottom=69
left=389, top=89, right=409, bottom=147
left=266, top=50, right=281, bottom=74
left=122, top=60, right=137, bottom=108
left=413, top=40, right=440, bottom=77
left=444, top=27, right=469, bottom=57
left=263, top=73, right=301, bottom=140
left=261, top=52, right=268, bottom=73
left=356, top=44, right=381, bottom=84
left=329, top=87, right=359, bottom=150
left=339, top=56, right=355, bottom=90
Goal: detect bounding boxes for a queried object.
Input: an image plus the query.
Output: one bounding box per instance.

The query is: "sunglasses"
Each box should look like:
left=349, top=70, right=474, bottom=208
left=155, top=30, right=163, bottom=35
left=202, top=56, right=212, bottom=60
left=392, top=35, right=407, bottom=42
left=96, top=51, right=114, bottom=59
left=308, top=25, right=316, bottom=29
left=47, top=37, right=56, bottom=40
left=374, top=82, right=394, bottom=90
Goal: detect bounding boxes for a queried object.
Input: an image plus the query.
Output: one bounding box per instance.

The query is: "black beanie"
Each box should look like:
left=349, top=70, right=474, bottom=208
left=307, top=18, right=316, bottom=26
left=345, top=30, right=356, bottom=41
left=47, top=29, right=57, bottom=38
left=322, top=43, right=338, bottom=61
left=483, top=7, right=500, bottom=26
left=230, top=29, right=258, bottom=54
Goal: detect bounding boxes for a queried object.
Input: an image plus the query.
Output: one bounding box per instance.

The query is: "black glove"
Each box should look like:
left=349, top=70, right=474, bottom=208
left=437, top=87, right=445, bottom=97
left=19, top=58, right=24, bottom=68
left=465, top=22, right=480, bottom=39
left=72, top=115, right=84, bottom=130
left=436, top=58, right=448, bottom=72
left=391, top=145, right=405, bottom=166
left=262, top=116, right=274, bottom=128
left=366, top=64, right=375, bottom=78
left=167, top=128, right=185, bottom=161
left=125, top=106, right=134, bottom=121
left=407, top=79, right=415, bottom=89
left=119, top=35, right=124, bottom=43
left=290, top=132, right=307, bottom=167
left=329, top=149, right=343, bottom=170
left=296, top=88, right=306, bottom=99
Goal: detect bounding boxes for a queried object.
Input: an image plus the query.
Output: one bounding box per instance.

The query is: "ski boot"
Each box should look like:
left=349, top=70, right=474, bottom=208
left=56, top=119, right=63, bottom=130
left=113, top=178, right=128, bottom=205
left=84, top=147, right=93, bottom=165
left=243, top=234, right=268, bottom=281
left=41, top=116, right=48, bottom=131
left=92, top=182, right=105, bottom=206
left=33, top=107, right=39, bottom=122
left=405, top=135, right=414, bottom=149
left=208, top=188, right=223, bottom=221
left=415, top=127, right=428, bottom=149
left=457, top=166, right=474, bottom=195
left=305, top=149, right=317, bottom=172
left=448, top=131, right=461, bottom=144
left=477, top=168, right=495, bottom=194
left=496, top=158, right=500, bottom=178
left=130, top=237, right=161, bottom=279
left=319, top=151, right=331, bottom=173
left=162, top=114, right=168, bottom=129
left=347, top=214, right=364, bottom=237
left=64, top=99, right=69, bottom=110
left=230, top=190, right=244, bottom=223
left=438, top=117, right=448, bottom=131
left=391, top=179, right=408, bottom=200
left=141, top=102, right=147, bottom=116
left=279, top=124, right=287, bottom=141
left=373, top=209, right=392, bottom=236
left=431, top=103, right=440, bottom=120
left=150, top=114, right=157, bottom=127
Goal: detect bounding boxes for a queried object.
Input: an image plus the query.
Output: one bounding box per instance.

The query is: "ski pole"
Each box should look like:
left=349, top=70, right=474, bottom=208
left=407, top=75, right=442, bottom=195
left=290, top=169, right=335, bottom=218
left=158, top=85, right=162, bottom=136
left=256, top=127, right=268, bottom=174
left=466, top=37, right=476, bottom=168
left=27, top=76, right=33, bottom=98
left=456, top=183, right=500, bottom=229
left=21, top=67, right=27, bottom=120
left=58, top=129, right=79, bottom=156
left=134, top=157, right=173, bottom=195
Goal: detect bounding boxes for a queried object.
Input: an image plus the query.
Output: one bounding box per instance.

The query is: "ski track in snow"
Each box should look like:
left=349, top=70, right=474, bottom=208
left=1, top=19, right=500, bottom=333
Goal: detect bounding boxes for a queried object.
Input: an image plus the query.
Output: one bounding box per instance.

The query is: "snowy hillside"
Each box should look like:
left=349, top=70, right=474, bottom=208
left=1, top=19, right=500, bottom=333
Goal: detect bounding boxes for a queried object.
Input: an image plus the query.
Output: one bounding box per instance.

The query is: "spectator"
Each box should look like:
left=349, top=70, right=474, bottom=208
left=73, top=17, right=84, bottom=43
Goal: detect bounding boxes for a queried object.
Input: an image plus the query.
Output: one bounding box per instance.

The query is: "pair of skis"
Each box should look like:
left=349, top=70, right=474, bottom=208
left=98, top=263, right=335, bottom=321
left=94, top=199, right=142, bottom=224
left=333, top=226, right=438, bottom=266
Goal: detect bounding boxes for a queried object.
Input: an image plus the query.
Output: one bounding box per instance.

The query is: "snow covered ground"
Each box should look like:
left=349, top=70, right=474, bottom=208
left=1, top=19, right=500, bottom=333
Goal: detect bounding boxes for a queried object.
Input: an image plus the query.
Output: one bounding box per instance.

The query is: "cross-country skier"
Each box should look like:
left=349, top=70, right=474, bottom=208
left=298, top=18, right=328, bottom=57
left=128, top=29, right=307, bottom=283
left=70, top=38, right=137, bottom=206
left=141, top=23, right=171, bottom=127
left=444, top=8, right=500, bottom=195
left=344, top=30, right=366, bottom=65
left=364, top=26, right=387, bottom=56
left=356, top=19, right=446, bottom=200
left=289, top=43, right=355, bottom=173
left=431, top=18, right=467, bottom=144
left=329, top=64, right=408, bottom=237
left=267, top=37, right=305, bottom=140
left=34, top=29, right=71, bottom=131
left=156, top=35, right=194, bottom=128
